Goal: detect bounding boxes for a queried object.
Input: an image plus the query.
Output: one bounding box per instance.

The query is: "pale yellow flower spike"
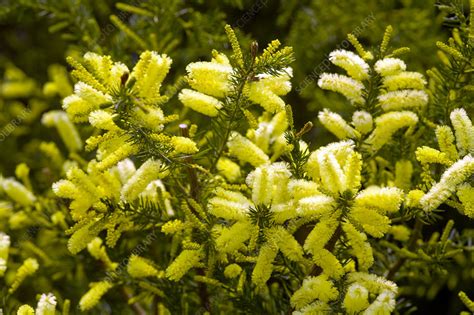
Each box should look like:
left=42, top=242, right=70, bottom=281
left=178, top=89, right=223, bottom=117
left=227, top=132, right=270, bottom=167
left=215, top=220, right=252, bottom=254
left=165, top=249, right=203, bottom=281
left=435, top=125, right=459, bottom=161
left=0, top=232, right=10, bottom=277
left=79, top=281, right=113, bottom=311
left=0, top=177, right=36, bottom=206
left=420, top=154, right=474, bottom=212
left=36, top=293, right=56, bottom=315
left=9, top=258, right=39, bottom=294
left=457, top=184, right=474, bottom=218
left=366, top=111, right=418, bottom=151
left=318, top=73, right=365, bottom=104
left=342, top=222, right=374, bottom=271
left=42, top=110, right=83, bottom=152
left=318, top=109, right=360, bottom=140
left=374, top=58, right=406, bottom=76
left=329, top=49, right=370, bottom=81
left=131, top=51, right=172, bottom=101
left=128, top=255, right=160, bottom=278
left=290, top=275, right=339, bottom=310
left=216, top=157, right=241, bottom=182
left=17, top=305, right=35, bottom=315
left=352, top=111, right=373, bottom=135
left=377, top=90, right=428, bottom=112
left=121, top=158, right=163, bottom=202
left=450, top=108, right=474, bottom=156
left=343, top=283, right=370, bottom=314
left=186, top=60, right=233, bottom=98
left=251, top=242, right=278, bottom=288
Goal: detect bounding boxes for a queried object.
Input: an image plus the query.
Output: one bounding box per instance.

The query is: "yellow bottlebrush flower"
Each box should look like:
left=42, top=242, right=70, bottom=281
left=216, top=157, right=241, bottom=182
left=450, top=108, right=474, bottom=156
left=394, top=160, right=413, bottom=191
left=349, top=205, right=391, bottom=238
left=216, top=220, right=252, bottom=254
left=96, top=140, right=139, bottom=172
left=63, top=82, right=112, bottom=123
left=377, top=90, right=428, bottom=112
left=363, top=290, right=396, bottom=314
left=162, top=219, right=186, bottom=234
left=246, top=164, right=272, bottom=205
left=405, top=189, right=425, bottom=208
left=297, top=195, right=336, bottom=217
left=208, top=188, right=252, bottom=220
left=342, top=222, right=374, bottom=271
left=435, top=125, right=458, bottom=161
left=121, top=158, right=163, bottom=202
left=352, top=111, right=373, bottom=134
left=42, top=110, right=83, bottom=152
left=458, top=291, right=474, bottom=313
left=224, top=264, right=242, bottom=279
left=1, top=177, right=36, bottom=206
left=382, top=71, right=426, bottom=91
left=9, top=258, right=39, bottom=294
left=128, top=255, right=160, bottom=278
left=268, top=226, right=304, bottom=262
left=246, top=69, right=292, bottom=113
left=389, top=225, right=411, bottom=242
left=251, top=242, right=278, bottom=288
left=88, top=110, right=118, bottom=131
left=290, top=275, right=339, bottom=310
left=343, top=283, right=370, bottom=314
left=457, top=184, right=474, bottom=218
left=130, top=51, right=172, bottom=100
left=365, top=111, right=418, bottom=151
left=67, top=220, right=97, bottom=254
left=165, top=249, right=203, bottom=281
left=288, top=179, right=320, bottom=201
left=318, top=73, right=364, bottom=104
left=347, top=272, right=398, bottom=295
left=36, top=293, right=56, bottom=315
left=131, top=106, right=166, bottom=131
left=0, top=232, right=10, bottom=276
left=178, top=88, right=223, bottom=117
left=227, top=132, right=269, bottom=167
left=87, top=237, right=117, bottom=270
left=329, top=49, right=370, bottom=81
left=318, top=109, right=360, bottom=140
left=374, top=58, right=406, bottom=76
left=79, top=281, right=113, bottom=311
left=354, top=187, right=403, bottom=214
left=304, top=212, right=344, bottom=278
left=186, top=59, right=233, bottom=98
left=420, top=154, right=474, bottom=212
left=293, top=301, right=332, bottom=315
left=171, top=136, right=198, bottom=155
left=115, top=158, right=136, bottom=184
left=416, top=146, right=452, bottom=166
left=17, top=305, right=35, bottom=315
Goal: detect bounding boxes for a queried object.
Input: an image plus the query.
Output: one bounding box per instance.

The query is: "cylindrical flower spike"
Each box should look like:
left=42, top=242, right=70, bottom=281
left=121, top=159, right=163, bottom=202
left=318, top=73, right=365, bottom=104
left=329, top=49, right=370, bottom=81
left=450, top=108, right=474, bottom=156
left=36, top=293, right=57, bottom=315
left=374, top=58, right=406, bottom=76
left=420, top=154, right=474, bottom=212
left=79, top=281, right=113, bottom=311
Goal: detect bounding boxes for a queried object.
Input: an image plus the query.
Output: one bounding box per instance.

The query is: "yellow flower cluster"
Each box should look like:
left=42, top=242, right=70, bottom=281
left=179, top=50, right=292, bottom=115
left=9, top=258, right=39, bottom=294
left=0, top=177, right=36, bottom=206
left=127, top=255, right=161, bottom=278
left=79, top=281, right=113, bottom=311
left=0, top=232, right=10, bottom=276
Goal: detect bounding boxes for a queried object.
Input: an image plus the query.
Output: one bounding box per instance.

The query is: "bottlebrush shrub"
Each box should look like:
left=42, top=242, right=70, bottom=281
left=0, top=17, right=474, bottom=315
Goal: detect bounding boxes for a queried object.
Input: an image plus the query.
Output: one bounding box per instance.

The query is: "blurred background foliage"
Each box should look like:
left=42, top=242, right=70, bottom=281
left=0, top=0, right=472, bottom=313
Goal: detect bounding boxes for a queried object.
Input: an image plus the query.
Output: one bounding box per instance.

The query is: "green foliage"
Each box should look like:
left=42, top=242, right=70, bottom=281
left=0, top=1, right=473, bottom=314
